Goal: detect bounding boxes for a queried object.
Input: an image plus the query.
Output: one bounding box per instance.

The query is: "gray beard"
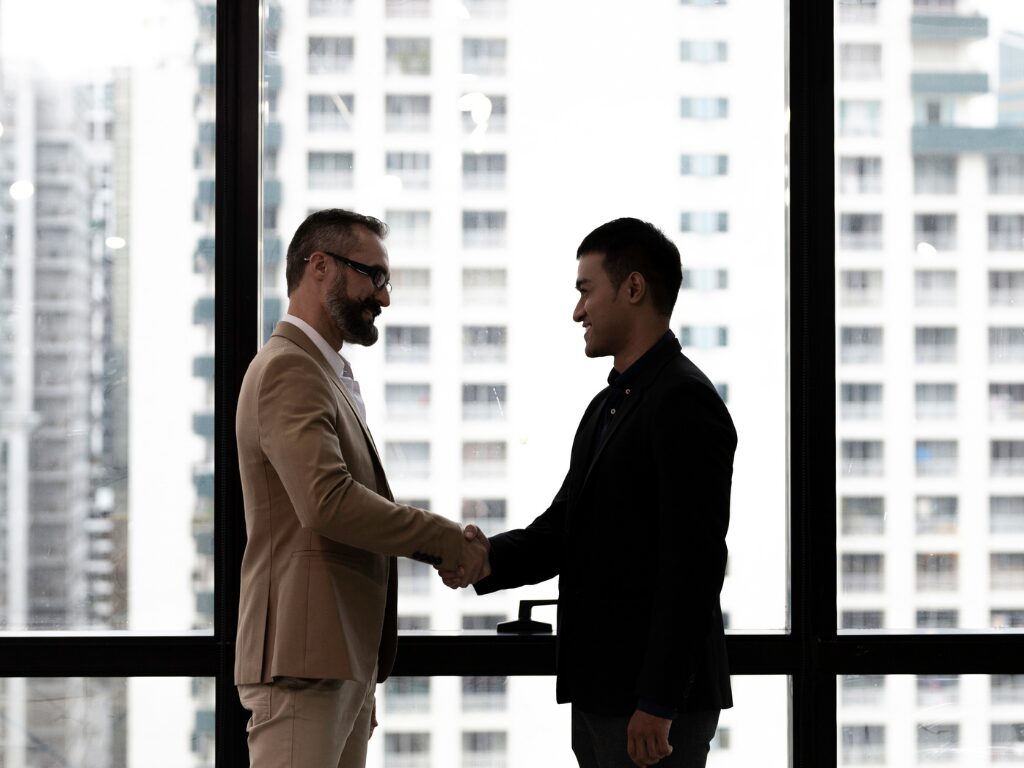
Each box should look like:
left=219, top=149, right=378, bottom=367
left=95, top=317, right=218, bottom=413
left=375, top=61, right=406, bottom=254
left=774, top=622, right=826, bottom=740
left=326, top=279, right=379, bottom=346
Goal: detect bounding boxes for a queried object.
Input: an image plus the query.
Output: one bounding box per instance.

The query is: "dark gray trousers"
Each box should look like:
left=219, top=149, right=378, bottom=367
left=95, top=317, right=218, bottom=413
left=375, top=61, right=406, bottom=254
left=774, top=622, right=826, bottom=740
left=571, top=707, right=720, bottom=768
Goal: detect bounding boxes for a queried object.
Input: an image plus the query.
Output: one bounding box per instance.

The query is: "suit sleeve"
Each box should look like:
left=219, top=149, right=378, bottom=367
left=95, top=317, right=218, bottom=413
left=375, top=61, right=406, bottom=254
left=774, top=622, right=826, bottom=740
left=473, top=471, right=568, bottom=594
left=636, top=383, right=735, bottom=709
left=256, top=351, right=465, bottom=570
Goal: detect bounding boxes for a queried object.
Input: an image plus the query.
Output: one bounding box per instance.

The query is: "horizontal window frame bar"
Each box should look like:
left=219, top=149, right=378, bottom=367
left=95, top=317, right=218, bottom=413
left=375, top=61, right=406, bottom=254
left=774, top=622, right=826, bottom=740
left=1, top=632, right=1021, bottom=678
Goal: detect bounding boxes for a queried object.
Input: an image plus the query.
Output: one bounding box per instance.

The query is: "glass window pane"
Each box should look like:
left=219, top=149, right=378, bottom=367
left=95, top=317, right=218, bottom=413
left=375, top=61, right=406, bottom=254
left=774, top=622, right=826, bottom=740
left=0, top=1, right=213, bottom=632
left=836, top=1, right=1024, bottom=631
left=262, top=0, right=785, bottom=641
left=0, top=678, right=210, bottom=766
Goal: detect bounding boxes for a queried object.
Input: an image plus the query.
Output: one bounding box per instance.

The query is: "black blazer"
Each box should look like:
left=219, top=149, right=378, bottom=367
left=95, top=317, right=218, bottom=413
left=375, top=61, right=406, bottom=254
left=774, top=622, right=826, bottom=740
left=475, top=336, right=736, bottom=716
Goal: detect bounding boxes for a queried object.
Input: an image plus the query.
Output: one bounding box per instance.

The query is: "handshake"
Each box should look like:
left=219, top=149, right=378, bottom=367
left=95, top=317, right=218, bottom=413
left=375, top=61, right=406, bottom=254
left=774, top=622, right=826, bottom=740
left=438, top=525, right=491, bottom=589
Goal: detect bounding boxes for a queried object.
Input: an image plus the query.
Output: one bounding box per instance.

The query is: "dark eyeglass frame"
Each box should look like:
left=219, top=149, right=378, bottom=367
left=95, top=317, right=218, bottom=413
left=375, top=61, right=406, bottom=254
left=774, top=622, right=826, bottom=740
left=305, top=250, right=392, bottom=292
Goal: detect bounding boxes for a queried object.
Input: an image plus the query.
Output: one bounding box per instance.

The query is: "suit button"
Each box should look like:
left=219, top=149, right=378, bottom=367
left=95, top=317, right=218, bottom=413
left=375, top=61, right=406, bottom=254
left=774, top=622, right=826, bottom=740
left=610, top=408, right=616, bottom=415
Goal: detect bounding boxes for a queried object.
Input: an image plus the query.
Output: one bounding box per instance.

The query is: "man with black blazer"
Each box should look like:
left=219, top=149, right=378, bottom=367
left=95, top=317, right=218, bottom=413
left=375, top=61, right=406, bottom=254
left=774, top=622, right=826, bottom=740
left=441, top=217, right=736, bottom=768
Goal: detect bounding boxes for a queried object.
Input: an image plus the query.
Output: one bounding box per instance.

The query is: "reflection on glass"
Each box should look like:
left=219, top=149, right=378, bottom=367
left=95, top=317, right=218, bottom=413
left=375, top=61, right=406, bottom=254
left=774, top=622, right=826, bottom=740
left=836, top=0, right=1024, bottom=633
left=839, top=675, right=1024, bottom=766
left=0, top=678, right=207, bottom=768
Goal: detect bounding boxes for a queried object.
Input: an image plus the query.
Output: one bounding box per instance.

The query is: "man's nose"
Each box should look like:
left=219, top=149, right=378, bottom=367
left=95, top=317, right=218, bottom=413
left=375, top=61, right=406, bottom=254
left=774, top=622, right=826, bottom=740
left=377, top=285, right=391, bottom=307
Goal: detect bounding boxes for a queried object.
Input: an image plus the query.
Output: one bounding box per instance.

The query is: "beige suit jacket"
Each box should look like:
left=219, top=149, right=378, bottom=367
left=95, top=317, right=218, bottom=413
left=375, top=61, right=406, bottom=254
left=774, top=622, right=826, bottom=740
left=234, top=321, right=463, bottom=686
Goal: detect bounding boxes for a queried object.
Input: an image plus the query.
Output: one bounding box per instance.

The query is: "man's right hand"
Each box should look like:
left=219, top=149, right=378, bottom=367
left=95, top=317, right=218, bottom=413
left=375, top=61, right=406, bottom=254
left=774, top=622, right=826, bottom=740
left=440, top=525, right=490, bottom=589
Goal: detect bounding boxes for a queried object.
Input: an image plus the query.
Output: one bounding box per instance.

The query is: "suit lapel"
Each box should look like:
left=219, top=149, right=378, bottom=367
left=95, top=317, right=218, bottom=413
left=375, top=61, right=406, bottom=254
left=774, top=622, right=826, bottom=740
left=272, top=322, right=386, bottom=472
left=577, top=388, right=644, bottom=495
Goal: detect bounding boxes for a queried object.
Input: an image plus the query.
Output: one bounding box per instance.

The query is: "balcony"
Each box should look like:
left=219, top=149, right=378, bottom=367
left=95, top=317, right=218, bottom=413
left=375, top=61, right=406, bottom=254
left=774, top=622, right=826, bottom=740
left=912, top=126, right=1024, bottom=154
left=911, top=13, right=988, bottom=42
left=911, top=72, right=988, bottom=94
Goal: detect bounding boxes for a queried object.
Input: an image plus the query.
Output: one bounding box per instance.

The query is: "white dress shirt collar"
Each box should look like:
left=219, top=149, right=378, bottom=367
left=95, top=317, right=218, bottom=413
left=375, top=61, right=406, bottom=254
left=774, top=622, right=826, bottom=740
left=281, top=313, right=366, bottom=421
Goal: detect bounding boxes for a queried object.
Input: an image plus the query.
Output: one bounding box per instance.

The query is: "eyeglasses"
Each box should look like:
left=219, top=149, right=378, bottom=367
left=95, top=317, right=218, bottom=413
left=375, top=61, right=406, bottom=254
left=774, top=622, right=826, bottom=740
left=306, top=250, right=392, bottom=292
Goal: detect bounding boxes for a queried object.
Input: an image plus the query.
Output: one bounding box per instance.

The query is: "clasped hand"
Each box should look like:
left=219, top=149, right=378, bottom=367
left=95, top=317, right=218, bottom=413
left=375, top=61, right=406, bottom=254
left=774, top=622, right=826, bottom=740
left=436, top=524, right=490, bottom=588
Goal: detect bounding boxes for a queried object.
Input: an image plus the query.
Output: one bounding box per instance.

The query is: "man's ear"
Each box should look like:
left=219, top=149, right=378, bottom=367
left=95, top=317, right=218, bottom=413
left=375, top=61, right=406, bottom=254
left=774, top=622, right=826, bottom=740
left=626, top=272, right=647, bottom=305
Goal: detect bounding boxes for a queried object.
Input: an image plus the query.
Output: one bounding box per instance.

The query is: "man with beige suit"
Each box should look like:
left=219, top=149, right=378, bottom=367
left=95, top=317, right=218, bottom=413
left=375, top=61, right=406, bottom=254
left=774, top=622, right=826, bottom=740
left=235, top=209, right=489, bottom=767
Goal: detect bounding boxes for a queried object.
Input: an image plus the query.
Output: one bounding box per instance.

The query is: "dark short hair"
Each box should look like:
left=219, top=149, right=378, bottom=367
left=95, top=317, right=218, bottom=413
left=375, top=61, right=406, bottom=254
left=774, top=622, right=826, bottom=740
left=285, top=209, right=388, bottom=296
left=576, top=217, right=682, bottom=317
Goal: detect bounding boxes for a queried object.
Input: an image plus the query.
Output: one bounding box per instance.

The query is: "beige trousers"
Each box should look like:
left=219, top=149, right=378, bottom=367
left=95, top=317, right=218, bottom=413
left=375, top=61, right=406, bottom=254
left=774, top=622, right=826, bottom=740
left=238, top=675, right=376, bottom=768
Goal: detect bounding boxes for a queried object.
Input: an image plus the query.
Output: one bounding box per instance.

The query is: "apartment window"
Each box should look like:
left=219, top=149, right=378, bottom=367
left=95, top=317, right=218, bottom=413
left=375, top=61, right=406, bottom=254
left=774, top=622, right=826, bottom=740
left=391, top=268, right=430, bottom=305
left=842, top=610, right=884, bottom=630
left=993, top=441, right=1024, bottom=477
left=914, top=156, right=957, bottom=195
left=463, top=326, right=507, bottom=363
left=462, top=614, right=505, bottom=630
left=990, top=383, right=1024, bottom=420
left=840, top=270, right=882, bottom=307
left=842, top=440, right=884, bottom=477
left=914, top=214, right=957, bottom=252
left=385, top=94, right=431, bottom=132
left=462, top=677, right=507, bottom=712
left=462, top=441, right=507, bottom=479
left=308, top=36, right=354, bottom=74
left=841, top=725, right=885, bottom=764
left=385, top=210, right=431, bottom=248
left=462, top=211, right=507, bottom=248
left=463, top=384, right=507, bottom=420
left=385, top=383, right=430, bottom=420
left=840, top=326, right=883, bottom=364
left=990, top=271, right=1024, bottom=307
left=992, top=497, right=1024, bottom=534
left=397, top=558, right=431, bottom=595
left=463, top=268, right=507, bottom=305
left=841, top=553, right=884, bottom=592
left=992, top=675, right=1024, bottom=705
left=916, top=440, right=957, bottom=477
left=839, top=100, right=881, bottom=137
left=839, top=157, right=882, bottom=194
left=307, top=93, right=354, bottom=132
left=989, top=215, right=1024, bottom=251
left=842, top=497, right=885, bottom=535
left=397, top=615, right=431, bottom=630
left=384, top=733, right=430, bottom=768
left=679, top=40, right=728, bottom=63
left=680, top=211, right=729, bottom=234
left=840, top=43, right=882, bottom=80
left=462, top=38, right=507, bottom=76
left=839, top=0, right=879, bottom=23
left=384, top=677, right=430, bottom=714
left=916, top=553, right=958, bottom=592
left=385, top=152, right=430, bottom=190
left=915, top=270, right=956, bottom=307
left=913, top=0, right=958, bottom=12
left=917, top=609, right=959, bottom=628
left=463, top=153, right=507, bottom=190
left=462, top=498, right=507, bottom=529
left=385, top=442, right=430, bottom=480
left=915, top=327, right=956, bottom=364
left=990, top=327, right=1024, bottom=364
left=992, top=611, right=1024, bottom=629
left=307, top=152, right=354, bottom=190
left=840, top=383, right=883, bottom=420
left=988, top=155, right=1024, bottom=194
left=463, top=0, right=507, bottom=18
left=680, top=97, right=729, bottom=119
left=461, top=93, right=507, bottom=134
left=915, top=383, right=956, bottom=420
left=386, top=38, right=431, bottom=76
left=386, top=0, right=430, bottom=18
left=309, top=0, right=353, bottom=16
left=462, top=731, right=507, bottom=768
left=915, top=97, right=954, bottom=127
left=916, top=496, right=958, bottom=534
left=711, top=727, right=731, bottom=750
left=840, top=213, right=882, bottom=250
left=842, top=675, right=884, bottom=706
left=682, top=268, right=729, bottom=291
left=917, top=675, right=959, bottom=706
left=385, top=325, right=430, bottom=363
left=680, top=154, right=729, bottom=177
left=679, top=325, right=729, bottom=349
left=991, top=553, right=1024, bottom=591
left=991, top=724, right=1024, bottom=760
left=917, top=723, right=959, bottom=763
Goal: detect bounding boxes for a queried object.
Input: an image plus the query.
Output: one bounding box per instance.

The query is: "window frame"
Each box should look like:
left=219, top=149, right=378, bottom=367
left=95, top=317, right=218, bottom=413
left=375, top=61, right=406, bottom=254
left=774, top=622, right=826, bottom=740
left=2, top=3, right=1022, bottom=768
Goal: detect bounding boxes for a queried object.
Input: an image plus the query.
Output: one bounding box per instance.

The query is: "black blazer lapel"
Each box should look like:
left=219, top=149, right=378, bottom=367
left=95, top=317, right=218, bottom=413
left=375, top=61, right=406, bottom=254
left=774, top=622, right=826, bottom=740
left=578, top=388, right=644, bottom=494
